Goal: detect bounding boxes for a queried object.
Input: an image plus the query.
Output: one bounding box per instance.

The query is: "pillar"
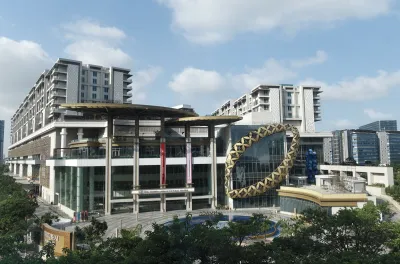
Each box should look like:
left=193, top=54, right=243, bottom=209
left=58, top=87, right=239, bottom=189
left=89, top=167, right=95, bottom=212
left=64, top=168, right=68, bottom=207
left=367, top=172, right=373, bottom=186
left=133, top=116, right=140, bottom=214
left=13, top=163, right=17, bottom=175
left=59, top=169, right=62, bottom=205
left=27, top=165, right=33, bottom=178
left=185, top=124, right=193, bottom=211
left=69, top=168, right=73, bottom=209
left=76, top=167, right=84, bottom=213
left=160, top=115, right=167, bottom=212
left=60, top=128, right=67, bottom=157
left=209, top=125, right=217, bottom=209
left=77, top=128, right=84, bottom=141
left=284, top=136, right=289, bottom=185
left=18, top=164, right=24, bottom=177
left=104, top=115, right=113, bottom=215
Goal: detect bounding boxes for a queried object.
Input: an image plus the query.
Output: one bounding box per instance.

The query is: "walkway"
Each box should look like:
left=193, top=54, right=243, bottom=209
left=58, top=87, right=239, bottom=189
left=65, top=208, right=288, bottom=238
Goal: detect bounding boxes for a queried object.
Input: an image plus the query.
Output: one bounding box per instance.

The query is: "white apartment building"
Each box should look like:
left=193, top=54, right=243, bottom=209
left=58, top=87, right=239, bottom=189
left=10, top=58, right=132, bottom=145
left=212, top=84, right=322, bottom=133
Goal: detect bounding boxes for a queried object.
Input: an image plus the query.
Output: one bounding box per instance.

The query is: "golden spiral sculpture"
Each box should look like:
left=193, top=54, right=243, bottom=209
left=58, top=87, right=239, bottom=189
left=225, top=123, right=300, bottom=199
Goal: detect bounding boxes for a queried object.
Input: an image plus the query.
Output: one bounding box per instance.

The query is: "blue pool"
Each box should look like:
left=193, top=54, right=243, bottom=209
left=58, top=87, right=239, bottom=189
left=164, top=215, right=281, bottom=238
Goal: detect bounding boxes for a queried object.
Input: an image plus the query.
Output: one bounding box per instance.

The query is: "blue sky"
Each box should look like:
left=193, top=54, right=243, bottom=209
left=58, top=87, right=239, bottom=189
left=1, top=0, right=400, bottom=151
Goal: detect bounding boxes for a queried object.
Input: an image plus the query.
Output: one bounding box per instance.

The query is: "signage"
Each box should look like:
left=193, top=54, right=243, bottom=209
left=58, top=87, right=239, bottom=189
left=44, top=231, right=60, bottom=242
left=160, top=142, right=166, bottom=185
left=186, top=142, right=192, bottom=184
left=132, top=187, right=195, bottom=195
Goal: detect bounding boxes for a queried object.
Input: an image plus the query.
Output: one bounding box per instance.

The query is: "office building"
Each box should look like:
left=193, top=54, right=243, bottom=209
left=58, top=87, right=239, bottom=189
left=10, top=58, right=132, bottom=145
left=359, top=120, right=397, bottom=131
left=378, top=131, right=400, bottom=165
left=331, top=130, right=379, bottom=165
left=0, top=120, right=4, bottom=163
left=323, top=137, right=333, bottom=164
left=212, top=84, right=322, bottom=133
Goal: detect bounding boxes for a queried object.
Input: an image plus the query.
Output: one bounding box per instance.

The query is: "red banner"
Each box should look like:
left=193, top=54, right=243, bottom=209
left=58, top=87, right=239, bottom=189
left=186, top=142, right=192, bottom=184
left=160, top=142, right=166, bottom=185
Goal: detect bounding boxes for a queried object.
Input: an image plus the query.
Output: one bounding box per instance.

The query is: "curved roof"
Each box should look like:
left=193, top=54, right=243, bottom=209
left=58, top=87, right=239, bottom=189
left=60, top=103, right=198, bottom=118
left=166, top=115, right=242, bottom=126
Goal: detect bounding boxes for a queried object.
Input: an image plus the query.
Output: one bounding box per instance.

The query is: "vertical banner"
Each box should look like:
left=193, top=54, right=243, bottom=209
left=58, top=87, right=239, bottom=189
left=160, top=142, right=166, bottom=185
left=186, top=141, right=192, bottom=184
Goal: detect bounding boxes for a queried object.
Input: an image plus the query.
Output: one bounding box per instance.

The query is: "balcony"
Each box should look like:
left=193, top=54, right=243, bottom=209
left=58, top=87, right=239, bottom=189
left=51, top=75, right=67, bottom=83
left=123, top=78, right=132, bottom=84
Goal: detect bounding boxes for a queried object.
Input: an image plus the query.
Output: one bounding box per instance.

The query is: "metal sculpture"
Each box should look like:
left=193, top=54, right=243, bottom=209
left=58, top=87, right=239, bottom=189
left=225, top=123, right=300, bottom=199
left=305, top=149, right=318, bottom=184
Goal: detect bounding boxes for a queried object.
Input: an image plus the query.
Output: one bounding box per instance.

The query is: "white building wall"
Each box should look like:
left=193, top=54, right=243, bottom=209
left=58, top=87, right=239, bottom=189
left=66, top=64, right=80, bottom=104
left=113, top=71, right=124, bottom=102
left=303, top=89, right=315, bottom=132
left=269, top=88, right=282, bottom=123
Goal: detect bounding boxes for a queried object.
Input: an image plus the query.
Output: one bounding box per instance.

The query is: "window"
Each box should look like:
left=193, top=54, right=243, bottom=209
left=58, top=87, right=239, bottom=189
left=105, top=73, right=109, bottom=78
left=104, top=94, right=109, bottom=100
left=288, top=98, right=292, bottom=104
left=81, top=92, right=84, bottom=98
left=288, top=113, right=293, bottom=118
left=92, top=93, right=97, bottom=99
left=93, top=78, right=97, bottom=84
left=287, top=106, right=292, bottom=111
left=93, top=71, right=97, bottom=77
left=81, top=77, right=85, bottom=83
left=287, top=92, right=292, bottom=97
left=92, top=86, right=97, bottom=92
left=82, top=70, right=86, bottom=75
left=104, top=87, right=109, bottom=93
left=81, top=85, right=85, bottom=90
left=104, top=80, right=108, bottom=85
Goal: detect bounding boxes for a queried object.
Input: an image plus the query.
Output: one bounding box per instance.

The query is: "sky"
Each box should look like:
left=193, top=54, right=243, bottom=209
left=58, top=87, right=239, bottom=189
left=1, top=0, right=400, bottom=153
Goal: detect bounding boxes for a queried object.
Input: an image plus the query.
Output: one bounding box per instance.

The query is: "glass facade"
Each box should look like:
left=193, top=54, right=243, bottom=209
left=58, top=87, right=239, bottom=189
left=388, top=133, right=400, bottom=164
left=280, top=196, right=331, bottom=215
left=359, top=120, right=397, bottom=131
left=351, top=132, right=379, bottom=164
left=288, top=137, right=324, bottom=176
left=229, top=126, right=285, bottom=209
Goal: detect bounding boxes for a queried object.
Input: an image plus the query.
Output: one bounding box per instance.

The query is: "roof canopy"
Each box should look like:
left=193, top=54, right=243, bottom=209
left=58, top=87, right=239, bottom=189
left=166, top=116, right=242, bottom=126
left=60, top=103, right=198, bottom=118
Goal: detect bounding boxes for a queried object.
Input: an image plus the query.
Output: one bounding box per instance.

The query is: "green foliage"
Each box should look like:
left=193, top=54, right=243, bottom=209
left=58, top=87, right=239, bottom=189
left=75, top=218, right=108, bottom=246
left=38, top=212, right=60, bottom=226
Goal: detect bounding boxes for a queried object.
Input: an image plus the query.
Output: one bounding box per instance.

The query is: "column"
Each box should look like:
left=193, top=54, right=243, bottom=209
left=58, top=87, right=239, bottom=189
left=64, top=169, right=68, bottom=207
left=59, top=169, right=62, bottom=205
left=69, top=168, right=73, bottom=209
left=27, top=165, right=33, bottom=178
left=18, top=164, right=24, bottom=177
left=60, top=128, right=68, bottom=157
left=185, top=124, right=193, bottom=211
left=104, top=115, right=113, bottom=215
left=209, top=125, right=217, bottom=209
left=367, top=172, right=373, bottom=186
left=160, top=115, right=167, bottom=212
left=76, top=167, right=84, bottom=213
left=13, top=163, right=17, bottom=175
left=77, top=128, right=84, bottom=141
left=133, top=116, right=140, bottom=214
left=89, top=167, right=95, bottom=212
left=284, top=136, right=289, bottom=185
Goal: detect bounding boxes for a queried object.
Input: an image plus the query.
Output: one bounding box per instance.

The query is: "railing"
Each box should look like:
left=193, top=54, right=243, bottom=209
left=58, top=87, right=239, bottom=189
left=81, top=99, right=123, bottom=104
left=70, top=138, right=99, bottom=143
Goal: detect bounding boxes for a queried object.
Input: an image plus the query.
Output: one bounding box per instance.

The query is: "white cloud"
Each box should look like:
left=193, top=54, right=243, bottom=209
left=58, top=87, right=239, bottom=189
left=0, top=37, right=52, bottom=152
left=300, top=70, right=400, bottom=101
left=169, top=67, right=226, bottom=96
left=62, top=19, right=126, bottom=41
left=62, top=19, right=132, bottom=67
left=290, top=50, right=328, bottom=68
left=61, top=19, right=160, bottom=101
left=364, top=109, right=393, bottom=120
left=169, top=51, right=324, bottom=99
left=131, top=66, right=163, bottom=102
left=331, top=119, right=354, bottom=129
left=158, top=0, right=393, bottom=44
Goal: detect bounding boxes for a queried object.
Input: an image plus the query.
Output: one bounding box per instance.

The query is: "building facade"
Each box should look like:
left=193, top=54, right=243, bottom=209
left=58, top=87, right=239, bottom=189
left=212, top=84, right=322, bottom=133
left=331, top=130, right=380, bottom=165
left=359, top=120, right=397, bottom=131
left=377, top=131, right=400, bottom=165
left=0, top=120, right=4, bottom=163
left=10, top=58, right=132, bottom=145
